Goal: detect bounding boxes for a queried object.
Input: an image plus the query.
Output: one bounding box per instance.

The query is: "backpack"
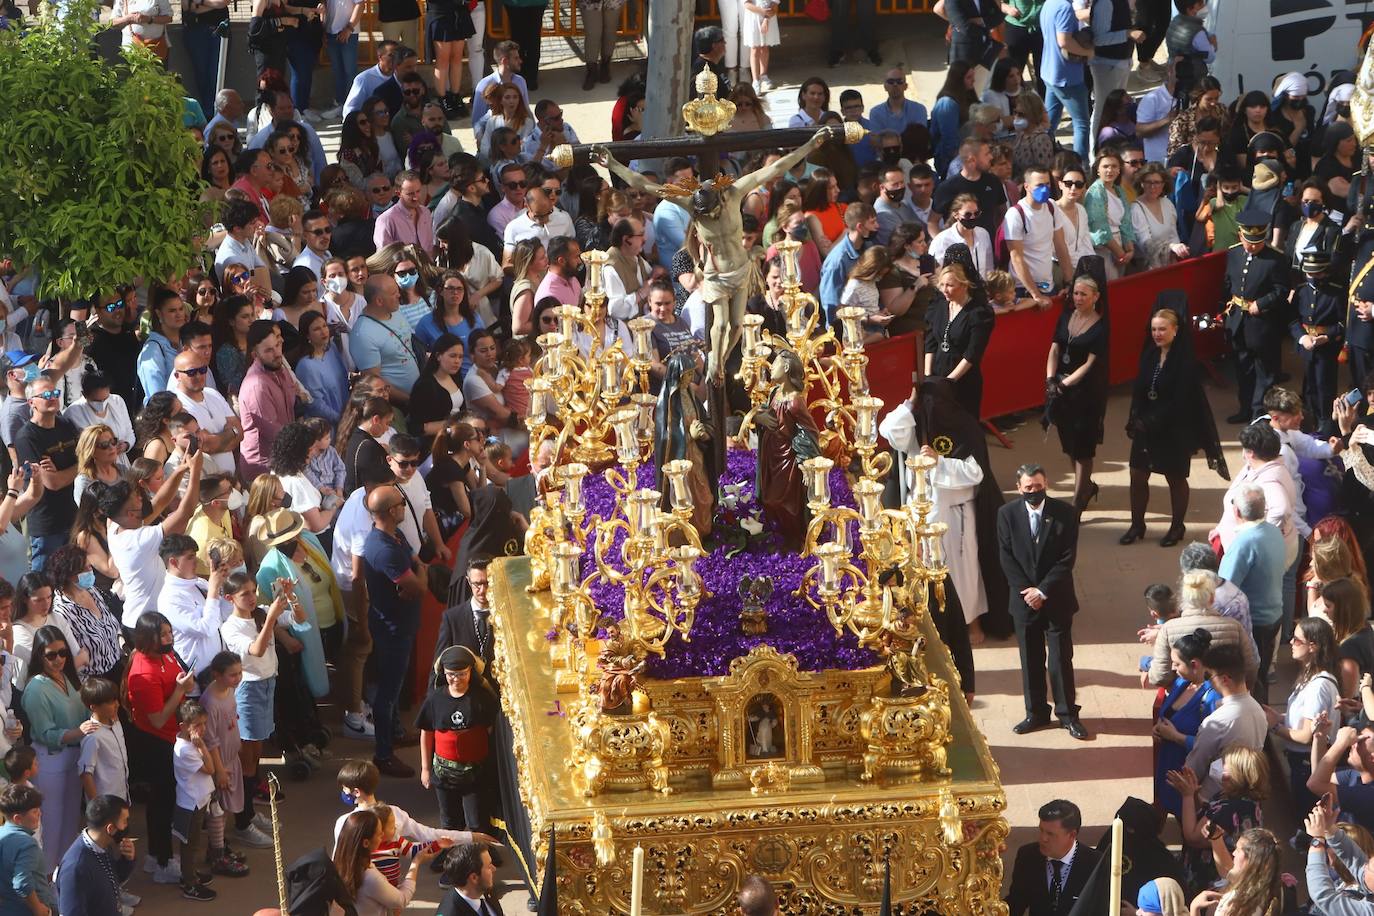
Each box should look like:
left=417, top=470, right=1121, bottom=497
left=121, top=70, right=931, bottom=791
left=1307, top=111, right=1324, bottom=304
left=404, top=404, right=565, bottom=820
left=993, top=200, right=1055, bottom=272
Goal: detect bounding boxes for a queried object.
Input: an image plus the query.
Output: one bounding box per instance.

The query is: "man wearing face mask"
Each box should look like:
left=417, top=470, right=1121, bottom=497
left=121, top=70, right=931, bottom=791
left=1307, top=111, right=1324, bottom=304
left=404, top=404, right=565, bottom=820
left=1002, top=165, right=1073, bottom=307
left=56, top=795, right=137, bottom=916
left=996, top=463, right=1087, bottom=740
left=1222, top=205, right=1291, bottom=424
left=172, top=350, right=241, bottom=478
left=874, top=165, right=919, bottom=246
left=63, top=372, right=135, bottom=459
left=0, top=352, right=37, bottom=470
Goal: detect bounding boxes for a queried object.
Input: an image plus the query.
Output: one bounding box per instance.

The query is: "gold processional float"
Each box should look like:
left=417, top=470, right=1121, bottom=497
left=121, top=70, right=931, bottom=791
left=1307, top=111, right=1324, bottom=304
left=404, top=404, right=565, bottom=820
left=489, top=70, right=1010, bottom=914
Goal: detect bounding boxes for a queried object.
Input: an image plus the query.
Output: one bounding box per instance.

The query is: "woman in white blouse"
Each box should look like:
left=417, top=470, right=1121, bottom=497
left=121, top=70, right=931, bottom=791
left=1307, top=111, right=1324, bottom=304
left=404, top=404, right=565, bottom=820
left=1130, top=163, right=1190, bottom=271
left=111, top=0, right=172, bottom=54
left=11, top=572, right=86, bottom=688
left=929, top=193, right=995, bottom=278
left=1055, top=166, right=1096, bottom=279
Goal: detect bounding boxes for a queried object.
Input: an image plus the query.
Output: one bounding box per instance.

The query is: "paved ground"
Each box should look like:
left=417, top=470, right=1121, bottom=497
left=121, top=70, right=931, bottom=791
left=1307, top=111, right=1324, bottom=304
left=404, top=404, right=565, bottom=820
left=129, top=22, right=1293, bottom=915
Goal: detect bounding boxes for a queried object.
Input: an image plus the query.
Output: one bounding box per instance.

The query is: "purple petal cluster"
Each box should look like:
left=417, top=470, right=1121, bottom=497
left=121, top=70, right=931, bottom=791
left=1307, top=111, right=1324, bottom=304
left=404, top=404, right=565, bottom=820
left=572, top=448, right=879, bottom=678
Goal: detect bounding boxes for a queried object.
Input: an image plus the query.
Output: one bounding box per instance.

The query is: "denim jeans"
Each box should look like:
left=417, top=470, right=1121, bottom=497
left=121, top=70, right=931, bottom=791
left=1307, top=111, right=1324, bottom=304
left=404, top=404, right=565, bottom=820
left=181, top=20, right=223, bottom=119
left=285, top=27, right=322, bottom=113
left=1045, top=81, right=1091, bottom=160
left=369, top=610, right=418, bottom=762
left=30, top=532, right=68, bottom=572
left=325, top=30, right=359, bottom=107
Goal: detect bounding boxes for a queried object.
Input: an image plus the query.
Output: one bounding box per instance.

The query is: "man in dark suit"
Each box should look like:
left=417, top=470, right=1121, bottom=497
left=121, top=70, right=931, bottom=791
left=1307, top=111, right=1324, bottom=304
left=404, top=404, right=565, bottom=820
left=438, top=843, right=505, bottom=916
left=434, top=556, right=497, bottom=682
left=1005, top=799, right=1100, bottom=916
left=1222, top=204, right=1291, bottom=424
left=996, top=463, right=1088, bottom=739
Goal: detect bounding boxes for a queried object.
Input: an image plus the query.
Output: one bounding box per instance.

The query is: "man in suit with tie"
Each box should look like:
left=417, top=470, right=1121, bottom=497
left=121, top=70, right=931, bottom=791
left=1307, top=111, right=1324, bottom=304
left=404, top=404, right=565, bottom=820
left=1005, top=799, right=1100, bottom=916
left=438, top=842, right=505, bottom=916
left=996, top=463, right=1088, bottom=739
left=434, top=556, right=498, bottom=690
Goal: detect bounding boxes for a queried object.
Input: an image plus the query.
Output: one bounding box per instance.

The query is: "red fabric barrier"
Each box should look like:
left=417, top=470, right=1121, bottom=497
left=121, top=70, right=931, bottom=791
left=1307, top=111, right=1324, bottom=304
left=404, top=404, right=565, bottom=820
left=857, top=252, right=1229, bottom=422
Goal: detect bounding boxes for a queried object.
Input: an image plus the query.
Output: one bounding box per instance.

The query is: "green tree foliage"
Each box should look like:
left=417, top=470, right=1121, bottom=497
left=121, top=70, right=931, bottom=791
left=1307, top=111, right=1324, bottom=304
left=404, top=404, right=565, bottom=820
left=0, top=0, right=205, bottom=301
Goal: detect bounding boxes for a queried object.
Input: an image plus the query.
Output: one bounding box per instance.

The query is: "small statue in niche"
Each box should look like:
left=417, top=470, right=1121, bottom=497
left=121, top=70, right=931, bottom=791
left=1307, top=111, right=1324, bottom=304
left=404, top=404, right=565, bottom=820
left=746, top=694, right=784, bottom=758
left=879, top=627, right=928, bottom=698
left=738, top=575, right=773, bottom=635
left=594, top=623, right=646, bottom=714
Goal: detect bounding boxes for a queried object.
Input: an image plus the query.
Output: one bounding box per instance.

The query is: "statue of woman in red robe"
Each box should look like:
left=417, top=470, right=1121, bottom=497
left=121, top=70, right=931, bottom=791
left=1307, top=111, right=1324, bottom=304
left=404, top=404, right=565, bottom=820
left=755, top=349, right=839, bottom=551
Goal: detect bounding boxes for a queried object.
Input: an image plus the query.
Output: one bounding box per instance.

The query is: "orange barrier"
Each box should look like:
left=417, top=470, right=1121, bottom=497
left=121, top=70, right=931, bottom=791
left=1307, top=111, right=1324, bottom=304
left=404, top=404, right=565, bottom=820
left=859, top=252, right=1230, bottom=424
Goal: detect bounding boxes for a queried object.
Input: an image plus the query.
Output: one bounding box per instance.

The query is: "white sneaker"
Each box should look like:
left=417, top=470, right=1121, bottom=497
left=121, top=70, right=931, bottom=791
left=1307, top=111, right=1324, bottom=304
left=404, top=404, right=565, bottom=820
left=342, top=711, right=375, bottom=738
left=300, top=108, right=323, bottom=124
left=320, top=104, right=343, bottom=120
left=234, top=824, right=273, bottom=848
left=120, top=890, right=142, bottom=906
left=252, top=812, right=271, bottom=832
left=151, top=859, right=183, bottom=885
left=142, top=855, right=158, bottom=874
left=758, top=75, right=774, bottom=92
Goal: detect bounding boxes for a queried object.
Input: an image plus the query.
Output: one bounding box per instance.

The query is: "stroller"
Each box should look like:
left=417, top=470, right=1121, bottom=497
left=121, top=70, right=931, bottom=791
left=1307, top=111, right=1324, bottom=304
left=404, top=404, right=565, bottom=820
left=273, top=641, right=332, bottom=780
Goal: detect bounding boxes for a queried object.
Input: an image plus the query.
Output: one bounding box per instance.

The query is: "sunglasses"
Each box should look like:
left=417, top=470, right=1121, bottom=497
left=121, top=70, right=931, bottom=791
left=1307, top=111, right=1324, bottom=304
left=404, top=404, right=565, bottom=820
left=103, top=302, right=125, bottom=312
left=1124, top=159, right=1146, bottom=166
left=33, top=390, right=61, bottom=401
left=308, top=227, right=332, bottom=236
left=95, top=439, right=115, bottom=449
left=469, top=426, right=489, bottom=436
left=443, top=284, right=464, bottom=292
left=229, top=272, right=251, bottom=285
left=503, top=181, right=523, bottom=190
left=43, top=648, right=68, bottom=660
left=885, top=78, right=906, bottom=85
left=403, top=88, right=424, bottom=96
left=1060, top=179, right=1086, bottom=188
left=393, top=458, right=420, bottom=468
left=177, top=365, right=210, bottom=377
left=395, top=268, right=418, bottom=279
left=196, top=287, right=216, bottom=296
left=369, top=186, right=392, bottom=195
left=541, top=186, right=560, bottom=196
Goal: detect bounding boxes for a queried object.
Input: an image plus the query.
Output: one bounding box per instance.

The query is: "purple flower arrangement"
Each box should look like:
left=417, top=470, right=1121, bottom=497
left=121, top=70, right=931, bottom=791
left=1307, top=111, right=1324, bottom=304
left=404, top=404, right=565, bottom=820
left=574, top=448, right=879, bottom=679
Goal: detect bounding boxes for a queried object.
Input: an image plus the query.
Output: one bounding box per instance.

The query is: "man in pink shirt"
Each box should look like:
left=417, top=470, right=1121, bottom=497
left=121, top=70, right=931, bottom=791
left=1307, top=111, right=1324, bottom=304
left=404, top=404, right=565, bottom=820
left=533, top=236, right=583, bottom=306
left=238, top=320, right=298, bottom=477
left=373, top=170, right=434, bottom=254
left=486, top=162, right=527, bottom=243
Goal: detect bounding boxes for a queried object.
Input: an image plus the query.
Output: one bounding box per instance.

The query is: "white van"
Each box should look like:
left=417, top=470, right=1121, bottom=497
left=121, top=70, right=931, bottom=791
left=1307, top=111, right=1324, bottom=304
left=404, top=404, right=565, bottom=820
left=1204, top=0, right=1369, bottom=104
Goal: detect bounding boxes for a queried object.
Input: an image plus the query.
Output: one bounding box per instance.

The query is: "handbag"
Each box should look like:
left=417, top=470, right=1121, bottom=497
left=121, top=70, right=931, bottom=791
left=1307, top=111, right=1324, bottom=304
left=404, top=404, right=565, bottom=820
left=803, top=0, right=829, bottom=22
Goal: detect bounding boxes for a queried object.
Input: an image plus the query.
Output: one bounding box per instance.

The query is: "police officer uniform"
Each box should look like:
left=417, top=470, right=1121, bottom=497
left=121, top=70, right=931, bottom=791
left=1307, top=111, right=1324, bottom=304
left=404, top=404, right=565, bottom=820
left=1289, top=250, right=1345, bottom=435
left=1222, top=204, right=1291, bottom=423
left=1347, top=229, right=1374, bottom=389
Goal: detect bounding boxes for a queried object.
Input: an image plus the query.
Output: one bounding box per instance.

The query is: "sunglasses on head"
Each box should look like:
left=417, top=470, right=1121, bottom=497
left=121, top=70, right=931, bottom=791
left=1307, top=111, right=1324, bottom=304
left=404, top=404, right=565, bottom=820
left=177, top=365, right=210, bottom=377
left=43, top=648, right=68, bottom=661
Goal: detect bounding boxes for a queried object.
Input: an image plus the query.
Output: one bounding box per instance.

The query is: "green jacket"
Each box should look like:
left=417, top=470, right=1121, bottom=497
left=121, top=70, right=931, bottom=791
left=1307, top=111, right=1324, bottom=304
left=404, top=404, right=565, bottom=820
left=1004, top=0, right=1044, bottom=29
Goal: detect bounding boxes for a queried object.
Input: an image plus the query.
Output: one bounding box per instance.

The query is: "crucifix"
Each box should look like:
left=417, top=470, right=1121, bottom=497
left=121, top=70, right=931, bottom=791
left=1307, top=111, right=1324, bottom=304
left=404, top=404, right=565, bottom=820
left=552, top=76, right=864, bottom=496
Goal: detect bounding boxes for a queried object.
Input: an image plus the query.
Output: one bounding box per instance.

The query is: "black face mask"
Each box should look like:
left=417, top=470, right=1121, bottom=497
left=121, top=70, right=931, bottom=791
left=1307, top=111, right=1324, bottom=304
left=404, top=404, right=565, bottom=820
left=281, top=492, right=293, bottom=509
left=1221, top=189, right=1243, bottom=202
left=881, top=148, right=901, bottom=163
left=958, top=215, right=979, bottom=229
left=1288, top=98, right=1306, bottom=110
left=883, top=187, right=906, bottom=202
left=1338, top=102, right=1352, bottom=119
left=1022, top=490, right=1046, bottom=508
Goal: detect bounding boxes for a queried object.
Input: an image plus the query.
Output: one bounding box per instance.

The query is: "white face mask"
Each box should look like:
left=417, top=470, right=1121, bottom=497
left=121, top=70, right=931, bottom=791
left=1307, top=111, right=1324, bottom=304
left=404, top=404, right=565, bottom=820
left=1013, top=116, right=1029, bottom=132
left=227, top=489, right=246, bottom=512
left=324, top=276, right=348, bottom=295
left=86, top=398, right=107, bottom=411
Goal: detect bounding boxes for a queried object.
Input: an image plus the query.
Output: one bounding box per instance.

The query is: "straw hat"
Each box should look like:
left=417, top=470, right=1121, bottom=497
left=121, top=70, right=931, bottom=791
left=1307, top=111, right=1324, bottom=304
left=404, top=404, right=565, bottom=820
left=261, top=509, right=305, bottom=549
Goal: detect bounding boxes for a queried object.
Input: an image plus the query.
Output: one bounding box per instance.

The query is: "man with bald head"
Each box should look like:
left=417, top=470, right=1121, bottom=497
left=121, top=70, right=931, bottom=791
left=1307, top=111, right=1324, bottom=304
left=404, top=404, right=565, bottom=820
left=171, top=349, right=241, bottom=477
left=351, top=274, right=420, bottom=406
left=362, top=484, right=427, bottom=778
left=737, top=876, right=778, bottom=916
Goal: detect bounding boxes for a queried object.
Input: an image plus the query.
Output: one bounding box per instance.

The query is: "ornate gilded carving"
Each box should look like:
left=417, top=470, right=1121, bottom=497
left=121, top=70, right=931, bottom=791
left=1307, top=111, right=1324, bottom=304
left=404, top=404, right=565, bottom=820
left=859, top=678, right=954, bottom=781
left=569, top=701, right=672, bottom=796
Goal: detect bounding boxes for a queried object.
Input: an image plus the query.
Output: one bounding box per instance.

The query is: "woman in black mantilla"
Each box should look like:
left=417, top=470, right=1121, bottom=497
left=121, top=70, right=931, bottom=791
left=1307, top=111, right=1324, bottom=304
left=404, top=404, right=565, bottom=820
left=1122, top=290, right=1228, bottom=547
left=924, top=242, right=996, bottom=419
left=1043, top=256, right=1110, bottom=512
left=654, top=350, right=717, bottom=537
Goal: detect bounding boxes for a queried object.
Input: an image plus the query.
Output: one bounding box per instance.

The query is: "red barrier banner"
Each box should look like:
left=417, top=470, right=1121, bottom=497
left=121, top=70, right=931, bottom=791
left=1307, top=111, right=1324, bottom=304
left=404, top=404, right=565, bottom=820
left=857, top=252, right=1230, bottom=422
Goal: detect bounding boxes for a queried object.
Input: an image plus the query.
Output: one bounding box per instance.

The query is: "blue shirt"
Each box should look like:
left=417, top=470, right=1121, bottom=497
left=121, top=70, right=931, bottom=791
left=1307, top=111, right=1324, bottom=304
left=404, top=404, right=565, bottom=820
left=1218, top=522, right=1287, bottom=627
left=136, top=333, right=176, bottom=405
left=866, top=99, right=929, bottom=135
left=295, top=346, right=349, bottom=426
left=819, top=232, right=865, bottom=318
left=1039, top=0, right=1086, bottom=88
left=0, top=823, right=52, bottom=915
left=847, top=117, right=878, bottom=167
left=414, top=313, right=482, bottom=377
left=652, top=201, right=692, bottom=270
left=342, top=64, right=391, bottom=118
left=362, top=527, right=420, bottom=636
left=349, top=312, right=421, bottom=393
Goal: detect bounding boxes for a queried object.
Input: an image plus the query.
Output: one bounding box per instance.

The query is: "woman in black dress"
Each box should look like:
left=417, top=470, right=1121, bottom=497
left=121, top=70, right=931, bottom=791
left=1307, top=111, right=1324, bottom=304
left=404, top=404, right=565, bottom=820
left=1044, top=257, right=1109, bottom=512
left=1122, top=290, right=1227, bottom=547
left=924, top=243, right=995, bottom=419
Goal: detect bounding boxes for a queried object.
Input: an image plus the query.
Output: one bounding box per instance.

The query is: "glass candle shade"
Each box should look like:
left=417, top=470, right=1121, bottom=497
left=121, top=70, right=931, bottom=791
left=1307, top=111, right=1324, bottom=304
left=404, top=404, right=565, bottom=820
left=627, top=490, right=660, bottom=536
left=852, top=396, right=882, bottom=449
left=581, top=249, right=609, bottom=296
left=670, top=545, right=702, bottom=600
left=552, top=541, right=582, bottom=599
left=835, top=306, right=866, bottom=353
left=802, top=457, right=834, bottom=509
left=559, top=463, right=589, bottom=515
left=773, top=239, right=801, bottom=286
left=855, top=477, right=885, bottom=532
left=610, top=407, right=639, bottom=466
left=599, top=356, right=625, bottom=401
left=628, top=317, right=656, bottom=363
left=815, top=542, right=846, bottom=597
left=741, top=313, right=764, bottom=359
left=662, top=459, right=694, bottom=515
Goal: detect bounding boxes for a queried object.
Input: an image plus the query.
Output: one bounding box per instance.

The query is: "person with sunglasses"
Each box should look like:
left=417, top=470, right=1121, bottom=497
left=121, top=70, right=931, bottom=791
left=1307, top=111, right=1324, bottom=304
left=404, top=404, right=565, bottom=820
left=501, top=174, right=572, bottom=267
left=85, top=296, right=142, bottom=412
left=485, top=162, right=526, bottom=242
left=292, top=209, right=334, bottom=281
left=15, top=375, right=81, bottom=571
left=72, top=425, right=124, bottom=509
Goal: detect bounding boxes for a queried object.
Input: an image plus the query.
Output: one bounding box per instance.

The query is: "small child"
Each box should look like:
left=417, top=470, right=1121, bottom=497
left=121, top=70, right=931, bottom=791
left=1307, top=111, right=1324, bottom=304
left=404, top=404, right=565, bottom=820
left=200, top=651, right=250, bottom=877
left=3, top=746, right=40, bottom=848
left=333, top=759, right=493, bottom=853
left=418, top=646, right=497, bottom=837
left=483, top=440, right=513, bottom=477
left=0, top=784, right=55, bottom=915
left=171, top=700, right=219, bottom=902
left=497, top=339, right=533, bottom=419
left=369, top=804, right=449, bottom=888
left=741, top=0, right=778, bottom=93
left=1138, top=583, right=1178, bottom=681
left=983, top=269, right=1020, bottom=313
left=77, top=678, right=129, bottom=803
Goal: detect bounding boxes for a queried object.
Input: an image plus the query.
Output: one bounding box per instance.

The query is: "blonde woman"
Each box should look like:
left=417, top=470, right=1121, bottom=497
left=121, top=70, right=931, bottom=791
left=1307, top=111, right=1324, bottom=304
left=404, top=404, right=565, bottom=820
left=243, top=473, right=287, bottom=571
left=923, top=261, right=994, bottom=417
left=728, top=82, right=771, bottom=133
left=72, top=425, right=123, bottom=507
left=1131, top=163, right=1190, bottom=270
left=1166, top=747, right=1268, bottom=893
left=1305, top=536, right=1368, bottom=618
left=508, top=238, right=549, bottom=335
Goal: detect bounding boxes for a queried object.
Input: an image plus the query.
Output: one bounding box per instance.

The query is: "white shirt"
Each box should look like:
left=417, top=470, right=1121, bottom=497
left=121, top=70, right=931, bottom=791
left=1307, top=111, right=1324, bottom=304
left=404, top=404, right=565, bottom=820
left=175, top=386, right=237, bottom=477
left=63, top=396, right=135, bottom=453
left=929, top=225, right=995, bottom=277
left=1046, top=841, right=1078, bottom=890
left=331, top=802, right=470, bottom=852
left=109, top=522, right=165, bottom=627
left=1059, top=204, right=1095, bottom=266
left=293, top=247, right=331, bottom=280
left=324, top=0, right=363, bottom=35
left=1282, top=672, right=1339, bottom=754
left=111, top=0, right=170, bottom=43
left=157, top=574, right=231, bottom=676
left=281, top=474, right=326, bottom=531
left=330, top=488, right=371, bottom=590
left=173, top=736, right=214, bottom=810
left=213, top=234, right=266, bottom=283
left=13, top=613, right=83, bottom=687
left=394, top=472, right=431, bottom=556
left=502, top=209, right=575, bottom=258
left=1002, top=200, right=1067, bottom=289
left=78, top=721, right=129, bottom=800
left=220, top=614, right=278, bottom=681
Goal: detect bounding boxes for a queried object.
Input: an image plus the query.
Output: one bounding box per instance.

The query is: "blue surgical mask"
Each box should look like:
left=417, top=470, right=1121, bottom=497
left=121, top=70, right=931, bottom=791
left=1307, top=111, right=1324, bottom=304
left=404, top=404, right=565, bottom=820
left=21, top=364, right=38, bottom=383
left=395, top=273, right=419, bottom=290
left=1012, top=116, right=1029, bottom=132
left=76, top=570, right=96, bottom=590
left=340, top=790, right=356, bottom=807
left=1031, top=184, right=1052, bottom=204
left=1301, top=200, right=1324, bottom=219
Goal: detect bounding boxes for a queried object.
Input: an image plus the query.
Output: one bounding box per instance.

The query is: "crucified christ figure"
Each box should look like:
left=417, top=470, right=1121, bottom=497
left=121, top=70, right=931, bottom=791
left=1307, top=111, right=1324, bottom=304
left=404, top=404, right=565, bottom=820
left=590, top=127, right=832, bottom=384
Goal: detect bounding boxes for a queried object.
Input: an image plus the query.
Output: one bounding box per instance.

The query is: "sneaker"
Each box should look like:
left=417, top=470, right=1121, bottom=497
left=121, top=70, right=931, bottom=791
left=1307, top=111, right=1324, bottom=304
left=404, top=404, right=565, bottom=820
left=320, top=104, right=343, bottom=120
left=142, top=855, right=158, bottom=875
left=209, top=852, right=249, bottom=877
left=300, top=108, right=323, bottom=124
left=342, top=711, right=375, bottom=738
left=152, top=860, right=183, bottom=885
left=234, top=824, right=274, bottom=849
left=373, top=755, right=416, bottom=778
left=120, top=890, right=142, bottom=907
left=252, top=812, right=271, bottom=832
left=757, top=75, right=774, bottom=92
left=181, top=883, right=217, bottom=902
